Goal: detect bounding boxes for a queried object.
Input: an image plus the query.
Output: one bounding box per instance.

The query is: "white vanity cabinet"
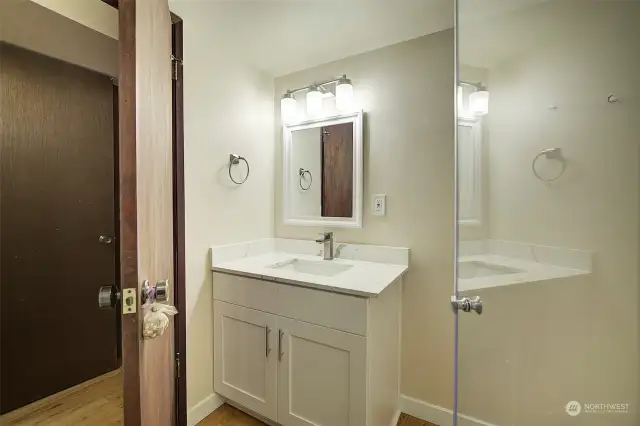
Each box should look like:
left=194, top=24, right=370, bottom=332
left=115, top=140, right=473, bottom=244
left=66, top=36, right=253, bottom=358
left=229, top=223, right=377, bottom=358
left=213, top=301, right=279, bottom=420
left=276, top=316, right=367, bottom=426
left=213, top=272, right=402, bottom=426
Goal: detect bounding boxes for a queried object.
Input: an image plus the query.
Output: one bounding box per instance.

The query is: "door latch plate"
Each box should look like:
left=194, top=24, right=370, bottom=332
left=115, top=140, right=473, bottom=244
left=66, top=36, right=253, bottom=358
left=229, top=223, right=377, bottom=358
left=122, top=288, right=137, bottom=315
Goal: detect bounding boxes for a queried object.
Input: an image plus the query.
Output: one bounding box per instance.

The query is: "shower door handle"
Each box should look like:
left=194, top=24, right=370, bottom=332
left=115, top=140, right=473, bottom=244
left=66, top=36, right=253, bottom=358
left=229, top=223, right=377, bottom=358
left=451, top=295, right=483, bottom=314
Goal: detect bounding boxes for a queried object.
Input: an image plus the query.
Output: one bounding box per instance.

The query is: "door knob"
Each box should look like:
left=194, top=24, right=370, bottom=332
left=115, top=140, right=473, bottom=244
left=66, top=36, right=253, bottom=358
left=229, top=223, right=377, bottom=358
left=451, top=295, right=483, bottom=314
left=98, top=235, right=114, bottom=244
left=98, top=285, right=120, bottom=309
left=141, top=279, right=169, bottom=304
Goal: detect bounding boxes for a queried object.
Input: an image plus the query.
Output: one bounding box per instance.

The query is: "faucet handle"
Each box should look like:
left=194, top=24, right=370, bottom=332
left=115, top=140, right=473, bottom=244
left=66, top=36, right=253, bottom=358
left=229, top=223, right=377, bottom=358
left=315, top=232, right=333, bottom=243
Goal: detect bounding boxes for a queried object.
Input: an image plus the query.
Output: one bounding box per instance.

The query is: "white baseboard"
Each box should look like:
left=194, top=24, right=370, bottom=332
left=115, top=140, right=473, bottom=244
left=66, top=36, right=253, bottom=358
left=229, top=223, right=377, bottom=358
left=188, top=392, right=495, bottom=426
left=226, top=400, right=280, bottom=426
left=188, top=393, right=225, bottom=426
left=399, top=394, right=498, bottom=426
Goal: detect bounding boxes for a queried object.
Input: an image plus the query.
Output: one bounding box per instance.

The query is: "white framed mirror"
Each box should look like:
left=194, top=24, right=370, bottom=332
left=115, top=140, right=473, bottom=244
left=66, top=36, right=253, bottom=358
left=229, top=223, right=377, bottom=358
left=283, top=111, right=363, bottom=228
left=457, top=116, right=482, bottom=226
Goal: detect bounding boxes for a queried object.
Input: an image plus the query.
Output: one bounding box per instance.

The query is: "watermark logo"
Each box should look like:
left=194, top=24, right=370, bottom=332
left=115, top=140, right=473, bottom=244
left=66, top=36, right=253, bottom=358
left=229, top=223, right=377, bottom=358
left=565, top=401, right=630, bottom=416
left=565, top=401, right=582, bottom=416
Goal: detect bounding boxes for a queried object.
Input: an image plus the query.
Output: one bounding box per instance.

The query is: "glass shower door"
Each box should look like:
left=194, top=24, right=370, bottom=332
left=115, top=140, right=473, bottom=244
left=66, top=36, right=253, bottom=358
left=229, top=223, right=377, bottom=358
left=454, top=1, right=639, bottom=425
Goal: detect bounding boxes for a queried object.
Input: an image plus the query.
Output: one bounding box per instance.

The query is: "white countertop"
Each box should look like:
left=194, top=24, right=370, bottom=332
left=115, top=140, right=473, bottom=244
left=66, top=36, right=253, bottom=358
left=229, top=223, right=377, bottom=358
left=211, top=239, right=409, bottom=297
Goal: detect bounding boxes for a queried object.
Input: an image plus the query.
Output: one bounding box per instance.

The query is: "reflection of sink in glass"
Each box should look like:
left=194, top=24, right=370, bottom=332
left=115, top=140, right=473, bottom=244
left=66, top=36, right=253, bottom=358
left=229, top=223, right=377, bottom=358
left=458, top=261, right=522, bottom=279
left=269, top=258, right=353, bottom=277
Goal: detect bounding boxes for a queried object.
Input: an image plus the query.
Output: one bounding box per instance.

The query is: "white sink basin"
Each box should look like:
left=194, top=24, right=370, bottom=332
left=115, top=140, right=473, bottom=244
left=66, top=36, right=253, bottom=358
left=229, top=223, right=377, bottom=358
left=458, top=260, right=522, bottom=279
left=268, top=258, right=353, bottom=277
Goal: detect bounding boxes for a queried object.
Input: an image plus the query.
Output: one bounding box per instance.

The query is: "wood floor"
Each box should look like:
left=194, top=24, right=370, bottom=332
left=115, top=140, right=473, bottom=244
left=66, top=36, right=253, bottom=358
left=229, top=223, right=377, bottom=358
left=397, top=413, right=438, bottom=426
left=198, top=403, right=438, bottom=426
left=0, top=370, right=123, bottom=426
left=1, top=374, right=435, bottom=426
left=198, top=404, right=266, bottom=426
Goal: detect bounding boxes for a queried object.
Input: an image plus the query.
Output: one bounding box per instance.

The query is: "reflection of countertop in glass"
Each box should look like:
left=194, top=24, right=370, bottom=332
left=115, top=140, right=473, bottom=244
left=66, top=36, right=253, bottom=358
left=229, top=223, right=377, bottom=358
left=458, top=254, right=591, bottom=292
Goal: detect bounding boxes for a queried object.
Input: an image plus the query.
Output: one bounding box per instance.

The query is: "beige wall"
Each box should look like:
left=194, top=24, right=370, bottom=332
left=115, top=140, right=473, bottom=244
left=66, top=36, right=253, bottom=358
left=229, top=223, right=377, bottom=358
left=169, top=3, right=275, bottom=413
left=0, top=0, right=118, bottom=77
left=274, top=31, right=456, bottom=407
left=458, top=2, right=639, bottom=425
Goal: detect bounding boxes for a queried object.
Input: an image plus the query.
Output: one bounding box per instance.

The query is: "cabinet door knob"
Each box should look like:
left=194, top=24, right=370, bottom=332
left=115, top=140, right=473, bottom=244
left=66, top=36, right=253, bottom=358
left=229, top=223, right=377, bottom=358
left=278, top=330, right=284, bottom=361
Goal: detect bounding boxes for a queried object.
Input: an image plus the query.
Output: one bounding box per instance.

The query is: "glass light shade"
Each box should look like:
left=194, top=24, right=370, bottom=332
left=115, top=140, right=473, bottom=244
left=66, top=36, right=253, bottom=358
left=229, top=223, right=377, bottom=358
left=306, top=87, right=323, bottom=116
left=281, top=94, right=297, bottom=123
left=336, top=80, right=354, bottom=111
left=469, top=90, right=489, bottom=116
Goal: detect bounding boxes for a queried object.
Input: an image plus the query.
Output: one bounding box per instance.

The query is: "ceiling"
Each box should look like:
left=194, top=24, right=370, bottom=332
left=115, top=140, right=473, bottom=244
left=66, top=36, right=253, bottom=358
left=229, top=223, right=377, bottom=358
left=1, top=0, right=118, bottom=76
left=169, top=0, right=454, bottom=77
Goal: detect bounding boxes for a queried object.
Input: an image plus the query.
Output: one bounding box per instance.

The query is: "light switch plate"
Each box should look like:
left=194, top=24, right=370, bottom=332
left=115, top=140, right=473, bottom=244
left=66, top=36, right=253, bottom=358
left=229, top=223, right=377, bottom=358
left=372, top=194, right=386, bottom=216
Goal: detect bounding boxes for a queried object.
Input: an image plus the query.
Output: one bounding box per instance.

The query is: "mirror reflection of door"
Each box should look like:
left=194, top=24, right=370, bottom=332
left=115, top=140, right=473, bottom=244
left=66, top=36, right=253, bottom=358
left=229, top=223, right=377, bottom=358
left=290, top=122, right=354, bottom=219
left=321, top=123, right=354, bottom=218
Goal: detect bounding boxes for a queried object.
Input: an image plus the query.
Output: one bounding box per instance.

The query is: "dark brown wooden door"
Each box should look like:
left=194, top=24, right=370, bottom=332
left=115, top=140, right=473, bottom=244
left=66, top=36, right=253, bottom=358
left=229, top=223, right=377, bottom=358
left=0, top=43, right=119, bottom=413
left=321, top=122, right=354, bottom=217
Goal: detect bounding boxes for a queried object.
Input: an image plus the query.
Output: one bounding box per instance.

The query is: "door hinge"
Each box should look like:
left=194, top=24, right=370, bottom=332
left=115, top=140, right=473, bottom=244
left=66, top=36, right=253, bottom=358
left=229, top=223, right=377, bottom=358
left=171, top=55, right=183, bottom=80
left=175, top=353, right=181, bottom=378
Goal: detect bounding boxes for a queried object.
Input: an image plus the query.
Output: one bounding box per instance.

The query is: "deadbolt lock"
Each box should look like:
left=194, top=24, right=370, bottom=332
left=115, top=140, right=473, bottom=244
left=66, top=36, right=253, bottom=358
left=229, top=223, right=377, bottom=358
left=98, top=285, right=120, bottom=309
left=98, top=286, right=137, bottom=315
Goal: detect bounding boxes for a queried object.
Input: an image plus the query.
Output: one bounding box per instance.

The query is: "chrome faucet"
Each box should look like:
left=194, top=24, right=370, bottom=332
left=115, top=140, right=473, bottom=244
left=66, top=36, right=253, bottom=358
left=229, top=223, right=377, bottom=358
left=315, top=232, right=334, bottom=260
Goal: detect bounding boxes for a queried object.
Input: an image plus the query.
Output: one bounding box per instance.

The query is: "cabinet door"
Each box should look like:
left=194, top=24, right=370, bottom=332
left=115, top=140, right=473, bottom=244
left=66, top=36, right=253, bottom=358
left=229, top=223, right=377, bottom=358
left=277, top=317, right=367, bottom=426
left=214, top=301, right=278, bottom=420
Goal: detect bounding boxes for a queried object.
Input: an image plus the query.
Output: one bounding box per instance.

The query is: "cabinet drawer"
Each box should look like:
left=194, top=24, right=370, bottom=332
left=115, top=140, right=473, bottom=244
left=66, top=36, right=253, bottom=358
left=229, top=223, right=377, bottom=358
left=213, top=272, right=280, bottom=313
left=275, top=282, right=368, bottom=336
left=213, top=272, right=368, bottom=336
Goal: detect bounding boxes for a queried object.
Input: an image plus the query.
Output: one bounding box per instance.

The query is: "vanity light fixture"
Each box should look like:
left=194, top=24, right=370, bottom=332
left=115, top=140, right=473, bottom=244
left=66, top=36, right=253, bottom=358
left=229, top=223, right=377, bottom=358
left=306, top=85, right=323, bottom=116
left=469, top=86, right=489, bottom=116
left=469, top=90, right=489, bottom=115
left=281, top=91, right=297, bottom=123
left=281, top=74, right=355, bottom=120
left=335, top=75, right=354, bottom=111
left=461, top=81, right=489, bottom=116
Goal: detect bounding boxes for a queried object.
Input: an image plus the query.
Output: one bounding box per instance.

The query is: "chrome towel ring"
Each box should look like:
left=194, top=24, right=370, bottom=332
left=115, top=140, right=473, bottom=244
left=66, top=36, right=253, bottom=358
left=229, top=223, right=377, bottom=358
left=532, top=148, right=566, bottom=182
left=228, top=154, right=249, bottom=185
left=299, top=168, right=312, bottom=190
